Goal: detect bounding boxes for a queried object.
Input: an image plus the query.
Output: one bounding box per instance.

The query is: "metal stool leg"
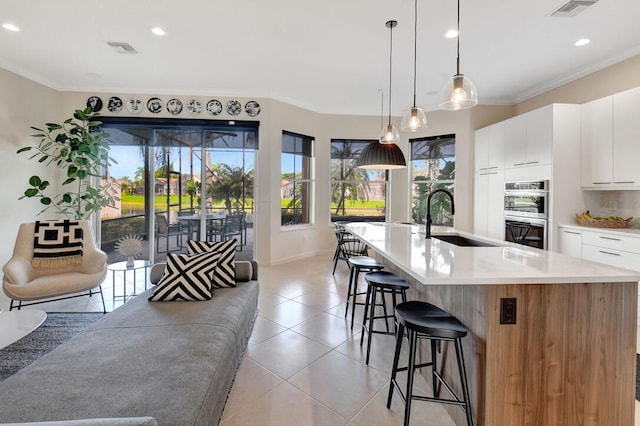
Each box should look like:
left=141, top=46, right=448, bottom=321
left=345, top=265, right=356, bottom=318
left=350, top=267, right=363, bottom=329
left=404, top=329, right=418, bottom=426
left=455, top=338, right=474, bottom=426
left=387, top=322, right=405, bottom=408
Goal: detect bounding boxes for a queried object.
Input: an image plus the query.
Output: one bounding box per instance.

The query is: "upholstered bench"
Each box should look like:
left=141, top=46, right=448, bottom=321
left=0, top=260, right=259, bottom=426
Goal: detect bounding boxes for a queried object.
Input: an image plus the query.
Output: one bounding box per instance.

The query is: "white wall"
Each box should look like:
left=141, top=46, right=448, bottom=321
left=0, top=67, right=62, bottom=270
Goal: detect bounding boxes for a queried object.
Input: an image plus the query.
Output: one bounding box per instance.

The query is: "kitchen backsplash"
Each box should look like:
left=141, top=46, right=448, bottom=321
left=583, top=191, right=640, bottom=228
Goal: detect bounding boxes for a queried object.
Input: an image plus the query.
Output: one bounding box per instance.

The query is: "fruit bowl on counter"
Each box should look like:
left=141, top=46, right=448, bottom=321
left=575, top=211, right=633, bottom=228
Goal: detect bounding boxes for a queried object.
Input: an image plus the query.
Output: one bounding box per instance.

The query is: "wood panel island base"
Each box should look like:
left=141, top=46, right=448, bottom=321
left=346, top=222, right=639, bottom=426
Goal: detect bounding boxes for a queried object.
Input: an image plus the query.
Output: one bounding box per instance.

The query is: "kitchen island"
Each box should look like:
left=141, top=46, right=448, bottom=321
left=346, top=222, right=640, bottom=426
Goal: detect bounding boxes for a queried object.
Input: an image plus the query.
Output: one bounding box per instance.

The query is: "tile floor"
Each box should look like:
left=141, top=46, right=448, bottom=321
left=2, top=253, right=640, bottom=425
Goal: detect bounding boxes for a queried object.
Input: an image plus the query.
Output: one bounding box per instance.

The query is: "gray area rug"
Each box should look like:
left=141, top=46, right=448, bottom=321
left=0, top=312, right=104, bottom=382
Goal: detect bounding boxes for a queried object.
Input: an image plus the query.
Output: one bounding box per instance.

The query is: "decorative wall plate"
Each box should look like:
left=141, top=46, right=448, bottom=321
left=107, top=96, right=123, bottom=113
left=206, top=99, right=223, bottom=115
left=126, top=98, right=143, bottom=113
left=87, top=96, right=103, bottom=112
left=167, top=98, right=183, bottom=115
left=226, top=100, right=242, bottom=116
left=245, top=100, right=260, bottom=117
left=187, top=99, right=202, bottom=115
left=147, top=97, right=163, bottom=114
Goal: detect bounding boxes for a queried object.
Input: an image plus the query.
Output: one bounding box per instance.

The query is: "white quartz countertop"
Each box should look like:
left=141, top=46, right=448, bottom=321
left=345, top=222, right=640, bottom=285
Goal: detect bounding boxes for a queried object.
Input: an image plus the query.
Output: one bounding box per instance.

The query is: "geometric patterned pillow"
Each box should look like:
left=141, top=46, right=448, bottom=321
left=187, top=239, right=236, bottom=288
left=148, top=251, right=220, bottom=302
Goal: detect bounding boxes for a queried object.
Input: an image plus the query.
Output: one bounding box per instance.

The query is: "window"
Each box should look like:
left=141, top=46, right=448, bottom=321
left=410, top=134, right=455, bottom=225
left=330, top=139, right=387, bottom=222
left=281, top=131, right=314, bottom=226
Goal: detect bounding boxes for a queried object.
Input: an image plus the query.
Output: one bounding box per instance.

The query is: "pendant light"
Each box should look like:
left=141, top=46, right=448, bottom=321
left=356, top=91, right=407, bottom=170
left=380, top=20, right=400, bottom=144
left=438, top=0, right=478, bottom=111
left=401, top=0, right=428, bottom=132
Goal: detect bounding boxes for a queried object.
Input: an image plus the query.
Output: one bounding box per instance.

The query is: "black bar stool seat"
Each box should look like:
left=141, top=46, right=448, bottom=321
left=345, top=256, right=384, bottom=329
left=360, top=271, right=409, bottom=365
left=395, top=300, right=468, bottom=339
left=387, top=300, right=474, bottom=426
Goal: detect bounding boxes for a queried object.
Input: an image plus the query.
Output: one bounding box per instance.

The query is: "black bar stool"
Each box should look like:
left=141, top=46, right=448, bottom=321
left=360, top=271, right=409, bottom=365
left=345, top=256, right=384, bottom=329
left=387, top=300, right=474, bottom=426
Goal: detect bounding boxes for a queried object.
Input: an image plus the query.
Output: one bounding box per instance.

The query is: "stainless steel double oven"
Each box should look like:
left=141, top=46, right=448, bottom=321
left=504, top=180, right=548, bottom=250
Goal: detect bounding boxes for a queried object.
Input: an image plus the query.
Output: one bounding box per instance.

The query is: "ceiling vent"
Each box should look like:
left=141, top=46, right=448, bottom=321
left=551, top=0, right=599, bottom=17
left=106, top=41, right=138, bottom=54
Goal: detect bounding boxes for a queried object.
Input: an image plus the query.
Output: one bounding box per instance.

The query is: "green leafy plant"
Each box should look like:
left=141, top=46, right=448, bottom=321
left=17, top=106, right=119, bottom=219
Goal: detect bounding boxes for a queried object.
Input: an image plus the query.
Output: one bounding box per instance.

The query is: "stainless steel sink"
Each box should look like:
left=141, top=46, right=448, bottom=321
left=432, top=234, right=497, bottom=247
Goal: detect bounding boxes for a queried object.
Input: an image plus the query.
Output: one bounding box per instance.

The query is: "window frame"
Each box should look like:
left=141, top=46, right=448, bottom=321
left=409, top=134, right=456, bottom=226
left=281, top=130, right=315, bottom=227
left=330, top=139, right=388, bottom=223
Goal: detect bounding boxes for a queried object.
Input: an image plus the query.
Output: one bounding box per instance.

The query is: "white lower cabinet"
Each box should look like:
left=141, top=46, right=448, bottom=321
left=473, top=170, right=504, bottom=240
left=558, top=226, right=640, bottom=271
left=558, top=227, right=582, bottom=258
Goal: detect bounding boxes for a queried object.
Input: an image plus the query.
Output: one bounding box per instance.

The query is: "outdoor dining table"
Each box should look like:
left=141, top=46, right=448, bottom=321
left=177, top=213, right=226, bottom=240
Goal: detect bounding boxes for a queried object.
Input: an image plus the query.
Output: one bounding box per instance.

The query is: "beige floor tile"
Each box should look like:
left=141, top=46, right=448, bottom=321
left=248, top=316, right=287, bottom=347
left=258, top=279, right=318, bottom=299
left=247, top=329, right=332, bottom=379
left=288, top=350, right=389, bottom=420
left=335, top=331, right=403, bottom=373
left=257, top=299, right=323, bottom=328
left=349, top=382, right=456, bottom=426
left=291, top=312, right=361, bottom=348
left=257, top=289, right=289, bottom=311
left=221, top=357, right=284, bottom=421
left=220, top=381, right=347, bottom=426
left=292, top=289, right=343, bottom=312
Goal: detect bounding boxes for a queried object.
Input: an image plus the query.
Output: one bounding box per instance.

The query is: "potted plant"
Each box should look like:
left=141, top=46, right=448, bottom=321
left=17, top=106, right=119, bottom=219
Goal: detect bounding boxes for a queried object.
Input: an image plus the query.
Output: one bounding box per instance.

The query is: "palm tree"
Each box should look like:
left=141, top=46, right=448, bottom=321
left=206, top=163, right=253, bottom=213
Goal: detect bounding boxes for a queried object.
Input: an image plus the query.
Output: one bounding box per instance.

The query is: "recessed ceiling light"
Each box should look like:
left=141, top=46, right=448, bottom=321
left=151, top=27, right=165, bottom=36
left=445, top=29, right=458, bottom=38
left=575, top=38, right=590, bottom=46
left=2, top=23, right=20, bottom=32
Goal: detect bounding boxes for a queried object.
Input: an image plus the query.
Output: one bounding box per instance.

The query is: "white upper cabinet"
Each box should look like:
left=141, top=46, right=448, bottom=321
left=613, top=87, right=640, bottom=186
left=503, top=106, right=553, bottom=169
left=475, top=122, right=504, bottom=172
left=525, top=106, right=553, bottom=167
left=581, top=87, right=640, bottom=189
left=581, top=96, right=613, bottom=187
left=503, top=115, right=527, bottom=167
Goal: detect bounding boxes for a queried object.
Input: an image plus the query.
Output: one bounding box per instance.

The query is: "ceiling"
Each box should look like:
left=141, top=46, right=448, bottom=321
left=1, top=0, right=639, bottom=116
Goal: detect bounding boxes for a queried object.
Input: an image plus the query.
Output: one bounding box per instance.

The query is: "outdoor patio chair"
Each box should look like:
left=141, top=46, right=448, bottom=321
left=156, top=213, right=186, bottom=253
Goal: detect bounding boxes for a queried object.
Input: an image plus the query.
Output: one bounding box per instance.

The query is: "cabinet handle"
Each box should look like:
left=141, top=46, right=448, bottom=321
left=599, top=250, right=621, bottom=256
left=613, top=181, right=635, bottom=184
left=526, top=161, right=539, bottom=165
left=599, top=236, right=621, bottom=241
left=563, top=230, right=581, bottom=235
left=486, top=166, right=498, bottom=170
left=513, top=162, right=526, bottom=166
left=479, top=167, right=488, bottom=171
left=592, top=182, right=612, bottom=185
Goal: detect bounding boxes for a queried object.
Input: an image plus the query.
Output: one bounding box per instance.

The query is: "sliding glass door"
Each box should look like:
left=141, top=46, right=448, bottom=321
left=99, top=118, right=258, bottom=264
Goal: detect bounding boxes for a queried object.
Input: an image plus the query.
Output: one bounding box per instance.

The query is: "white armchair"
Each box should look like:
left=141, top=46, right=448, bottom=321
left=2, top=220, right=108, bottom=312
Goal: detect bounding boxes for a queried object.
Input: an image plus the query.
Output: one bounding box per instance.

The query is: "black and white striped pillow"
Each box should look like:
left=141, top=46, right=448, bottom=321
left=187, top=239, right=236, bottom=288
left=148, top=251, right=220, bottom=301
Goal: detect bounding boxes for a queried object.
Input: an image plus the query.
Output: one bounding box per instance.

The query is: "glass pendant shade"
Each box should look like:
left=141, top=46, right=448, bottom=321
left=438, top=74, right=478, bottom=111
left=356, top=141, right=406, bottom=169
left=380, top=123, right=400, bottom=144
left=401, top=106, right=428, bottom=132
